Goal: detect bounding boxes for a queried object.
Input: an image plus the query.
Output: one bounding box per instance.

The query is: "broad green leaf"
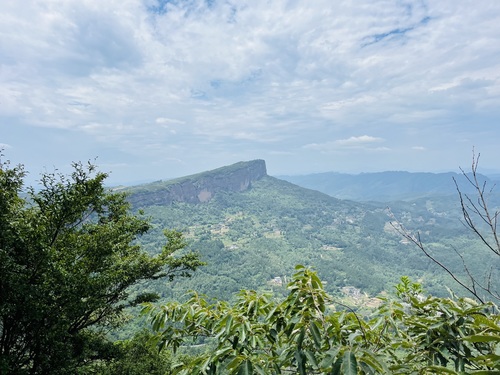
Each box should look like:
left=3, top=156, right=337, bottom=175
left=473, top=315, right=500, bottom=331
left=319, top=347, right=340, bottom=369
left=254, top=363, right=266, bottom=375
left=342, top=351, right=358, bottom=375
left=473, top=353, right=500, bottom=366
left=295, top=350, right=307, bottom=375
left=463, top=335, right=500, bottom=343
left=310, top=321, right=322, bottom=349
left=200, top=356, right=212, bottom=373
left=423, top=365, right=459, bottom=374
left=297, top=327, right=305, bottom=349
left=214, top=347, right=233, bottom=360
left=226, top=355, right=243, bottom=372
left=239, top=324, right=247, bottom=342
left=331, top=357, right=343, bottom=375
left=268, top=328, right=278, bottom=343
left=226, top=314, right=234, bottom=334
left=237, top=360, right=253, bottom=375
left=358, top=349, right=388, bottom=373
left=247, top=300, right=255, bottom=316
left=250, top=334, right=257, bottom=348
left=304, top=350, right=319, bottom=368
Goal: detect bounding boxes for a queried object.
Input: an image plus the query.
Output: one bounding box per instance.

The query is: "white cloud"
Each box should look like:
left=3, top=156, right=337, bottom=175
left=1, top=0, right=500, bottom=180
left=303, top=135, right=386, bottom=153
left=155, top=117, right=185, bottom=125
left=335, top=135, right=385, bottom=147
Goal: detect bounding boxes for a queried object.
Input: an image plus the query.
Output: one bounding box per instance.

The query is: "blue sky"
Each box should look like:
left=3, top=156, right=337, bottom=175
left=1, top=0, right=500, bottom=185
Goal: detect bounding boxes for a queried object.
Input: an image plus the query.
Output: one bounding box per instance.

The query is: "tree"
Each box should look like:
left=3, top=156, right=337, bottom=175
left=145, top=265, right=387, bottom=375
left=0, top=158, right=204, bottom=374
left=381, top=277, right=500, bottom=374
left=390, top=151, right=499, bottom=304
left=97, top=329, right=174, bottom=375
left=146, top=267, right=500, bottom=374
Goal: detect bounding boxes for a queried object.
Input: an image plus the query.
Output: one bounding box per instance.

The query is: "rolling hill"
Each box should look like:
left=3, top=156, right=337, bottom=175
left=124, top=160, right=496, bottom=303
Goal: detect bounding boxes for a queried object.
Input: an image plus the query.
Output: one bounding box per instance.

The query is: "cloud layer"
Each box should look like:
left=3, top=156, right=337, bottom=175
left=1, top=0, right=499, bottom=183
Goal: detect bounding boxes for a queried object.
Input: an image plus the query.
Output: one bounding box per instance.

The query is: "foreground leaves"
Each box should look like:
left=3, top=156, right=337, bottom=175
left=145, top=266, right=499, bottom=374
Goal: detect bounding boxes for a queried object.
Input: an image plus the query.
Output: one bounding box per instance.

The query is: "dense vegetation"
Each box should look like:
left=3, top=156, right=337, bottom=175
left=0, top=159, right=203, bottom=374
left=1, top=157, right=498, bottom=374
left=132, top=174, right=495, bottom=302
left=146, top=267, right=500, bottom=374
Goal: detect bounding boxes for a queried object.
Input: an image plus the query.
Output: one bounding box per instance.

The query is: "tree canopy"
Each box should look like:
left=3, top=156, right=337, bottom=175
left=146, top=266, right=500, bottom=374
left=2, top=154, right=499, bottom=374
left=0, top=159, right=203, bottom=374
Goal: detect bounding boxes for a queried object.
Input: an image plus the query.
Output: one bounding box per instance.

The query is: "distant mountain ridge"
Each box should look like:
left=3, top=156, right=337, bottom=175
left=126, top=160, right=267, bottom=206
left=279, top=171, right=495, bottom=202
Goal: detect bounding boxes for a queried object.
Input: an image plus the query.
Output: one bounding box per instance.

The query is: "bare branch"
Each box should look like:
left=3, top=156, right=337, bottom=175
left=387, top=209, right=488, bottom=304
left=454, top=178, right=499, bottom=256
left=387, top=150, right=499, bottom=304
left=455, top=151, right=500, bottom=256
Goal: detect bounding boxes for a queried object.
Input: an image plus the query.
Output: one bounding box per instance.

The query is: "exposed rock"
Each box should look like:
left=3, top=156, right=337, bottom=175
left=128, top=160, right=267, bottom=206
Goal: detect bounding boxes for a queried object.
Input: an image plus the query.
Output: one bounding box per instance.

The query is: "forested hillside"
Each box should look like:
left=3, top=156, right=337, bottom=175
left=127, top=161, right=495, bottom=302
left=2, top=158, right=498, bottom=374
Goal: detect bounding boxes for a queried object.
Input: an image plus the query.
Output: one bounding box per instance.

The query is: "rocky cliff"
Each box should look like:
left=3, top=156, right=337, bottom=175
left=127, top=160, right=267, bottom=206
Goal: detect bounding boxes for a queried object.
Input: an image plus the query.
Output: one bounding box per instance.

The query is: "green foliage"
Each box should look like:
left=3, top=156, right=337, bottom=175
left=146, top=268, right=499, bottom=374
left=0, top=159, right=203, bottom=374
left=129, top=174, right=495, bottom=303
left=394, top=275, right=424, bottom=299
left=378, top=279, right=500, bottom=374
left=92, top=330, right=174, bottom=375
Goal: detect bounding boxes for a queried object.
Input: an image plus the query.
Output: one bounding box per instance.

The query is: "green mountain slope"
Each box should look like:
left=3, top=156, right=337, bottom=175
left=125, top=161, right=494, bottom=302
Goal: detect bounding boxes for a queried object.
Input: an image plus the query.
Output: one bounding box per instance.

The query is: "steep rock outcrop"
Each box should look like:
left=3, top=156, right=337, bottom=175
left=128, top=160, right=267, bottom=206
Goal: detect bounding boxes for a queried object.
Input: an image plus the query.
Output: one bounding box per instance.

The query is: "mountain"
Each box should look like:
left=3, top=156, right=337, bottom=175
left=125, top=159, right=267, bottom=206
left=124, top=160, right=494, bottom=303
left=278, top=171, right=493, bottom=202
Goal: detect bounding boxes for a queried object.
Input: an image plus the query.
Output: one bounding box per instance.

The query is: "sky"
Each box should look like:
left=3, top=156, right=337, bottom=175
left=1, top=0, right=500, bottom=185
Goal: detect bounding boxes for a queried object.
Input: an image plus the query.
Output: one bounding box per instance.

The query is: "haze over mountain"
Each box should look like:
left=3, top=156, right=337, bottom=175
left=279, top=170, right=498, bottom=202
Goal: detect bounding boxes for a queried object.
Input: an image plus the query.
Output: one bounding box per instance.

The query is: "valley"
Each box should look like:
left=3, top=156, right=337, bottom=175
left=125, top=160, right=497, bottom=303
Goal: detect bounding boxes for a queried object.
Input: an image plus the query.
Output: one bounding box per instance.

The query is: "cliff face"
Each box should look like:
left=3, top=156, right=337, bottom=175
left=128, top=160, right=267, bottom=206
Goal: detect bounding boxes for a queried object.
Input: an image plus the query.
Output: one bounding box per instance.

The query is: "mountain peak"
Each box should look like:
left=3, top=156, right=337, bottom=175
left=128, top=160, right=267, bottom=206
